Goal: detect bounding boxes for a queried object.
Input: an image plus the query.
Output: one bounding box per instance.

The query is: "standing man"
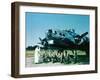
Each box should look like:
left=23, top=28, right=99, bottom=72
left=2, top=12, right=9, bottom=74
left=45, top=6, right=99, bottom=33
left=34, top=46, right=40, bottom=64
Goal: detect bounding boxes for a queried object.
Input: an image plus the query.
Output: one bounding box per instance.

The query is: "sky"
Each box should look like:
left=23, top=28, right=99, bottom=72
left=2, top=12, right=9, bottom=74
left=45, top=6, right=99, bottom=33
left=25, top=12, right=89, bottom=47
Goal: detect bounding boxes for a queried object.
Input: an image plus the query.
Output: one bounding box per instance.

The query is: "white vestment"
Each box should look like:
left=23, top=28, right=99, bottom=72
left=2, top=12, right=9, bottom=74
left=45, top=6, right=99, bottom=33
left=34, top=47, right=40, bottom=63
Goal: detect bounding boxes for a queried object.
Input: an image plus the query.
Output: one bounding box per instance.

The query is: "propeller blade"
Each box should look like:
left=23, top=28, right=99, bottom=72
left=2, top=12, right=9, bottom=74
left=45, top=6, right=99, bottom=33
left=39, top=37, right=42, bottom=41
left=80, top=32, right=88, bottom=38
left=37, top=43, right=41, bottom=44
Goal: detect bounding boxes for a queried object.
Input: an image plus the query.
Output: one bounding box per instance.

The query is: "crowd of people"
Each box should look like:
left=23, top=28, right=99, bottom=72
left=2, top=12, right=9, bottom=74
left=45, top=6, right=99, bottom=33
left=34, top=46, right=78, bottom=64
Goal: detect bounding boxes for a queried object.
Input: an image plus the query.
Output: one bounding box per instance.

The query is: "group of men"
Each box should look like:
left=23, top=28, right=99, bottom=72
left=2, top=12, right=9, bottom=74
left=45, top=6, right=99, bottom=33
left=34, top=46, right=78, bottom=64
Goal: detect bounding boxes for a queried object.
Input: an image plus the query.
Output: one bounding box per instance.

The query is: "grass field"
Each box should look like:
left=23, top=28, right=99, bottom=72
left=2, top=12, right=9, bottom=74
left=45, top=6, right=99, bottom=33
left=25, top=49, right=89, bottom=67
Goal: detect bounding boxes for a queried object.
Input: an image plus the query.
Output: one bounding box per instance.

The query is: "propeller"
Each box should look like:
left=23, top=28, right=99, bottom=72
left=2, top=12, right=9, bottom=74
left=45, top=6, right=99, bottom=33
left=38, top=37, right=48, bottom=46
left=74, top=32, right=88, bottom=44
left=80, top=32, right=88, bottom=38
left=39, top=37, right=42, bottom=41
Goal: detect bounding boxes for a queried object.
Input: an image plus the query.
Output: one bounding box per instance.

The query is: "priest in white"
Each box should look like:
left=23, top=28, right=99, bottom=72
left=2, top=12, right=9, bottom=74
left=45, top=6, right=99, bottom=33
left=34, top=46, right=40, bottom=64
